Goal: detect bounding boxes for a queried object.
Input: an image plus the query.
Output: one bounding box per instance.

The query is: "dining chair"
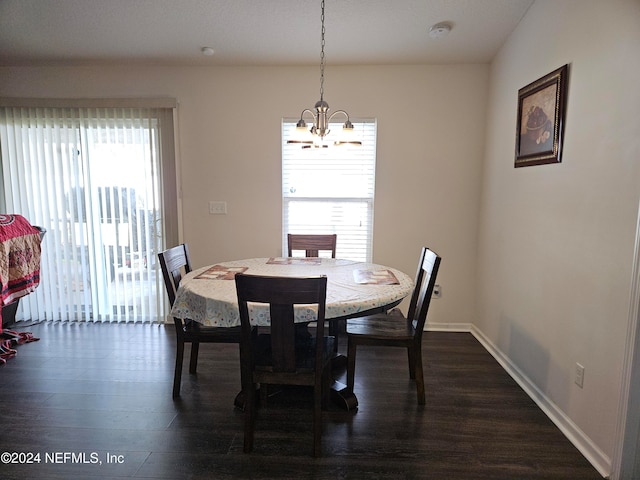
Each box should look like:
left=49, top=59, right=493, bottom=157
left=235, top=273, right=335, bottom=457
left=287, top=233, right=337, bottom=258
left=287, top=233, right=340, bottom=344
left=346, top=247, right=441, bottom=405
left=158, top=244, right=242, bottom=398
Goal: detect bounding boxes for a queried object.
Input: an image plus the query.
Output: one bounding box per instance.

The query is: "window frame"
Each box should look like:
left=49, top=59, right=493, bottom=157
left=281, top=118, right=377, bottom=262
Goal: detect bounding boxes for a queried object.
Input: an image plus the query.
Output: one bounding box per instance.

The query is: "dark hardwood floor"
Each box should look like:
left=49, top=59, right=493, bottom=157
left=0, top=322, right=602, bottom=479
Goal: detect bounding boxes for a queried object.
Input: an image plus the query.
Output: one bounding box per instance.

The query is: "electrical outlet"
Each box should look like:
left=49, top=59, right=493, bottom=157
left=432, top=284, right=442, bottom=298
left=209, top=201, right=227, bottom=215
left=575, top=363, right=585, bottom=388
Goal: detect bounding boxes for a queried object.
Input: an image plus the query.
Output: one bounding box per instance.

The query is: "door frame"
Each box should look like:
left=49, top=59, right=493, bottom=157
left=612, top=199, right=640, bottom=479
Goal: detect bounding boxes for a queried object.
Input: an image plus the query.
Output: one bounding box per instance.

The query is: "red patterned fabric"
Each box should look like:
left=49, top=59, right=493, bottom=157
left=0, top=214, right=41, bottom=331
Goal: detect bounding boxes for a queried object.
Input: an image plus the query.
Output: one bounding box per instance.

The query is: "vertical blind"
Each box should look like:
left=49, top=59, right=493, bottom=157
left=282, top=119, right=377, bottom=262
left=0, top=101, right=177, bottom=323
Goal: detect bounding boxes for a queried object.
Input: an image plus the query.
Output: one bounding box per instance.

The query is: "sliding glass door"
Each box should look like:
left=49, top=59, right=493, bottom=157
left=0, top=103, right=177, bottom=323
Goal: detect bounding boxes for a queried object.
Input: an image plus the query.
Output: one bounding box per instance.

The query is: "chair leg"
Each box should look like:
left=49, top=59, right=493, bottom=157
left=413, top=347, right=426, bottom=405
left=321, top=365, right=331, bottom=410
left=244, top=382, right=257, bottom=453
left=189, top=341, right=200, bottom=374
left=407, top=344, right=416, bottom=380
left=346, top=337, right=357, bottom=393
left=313, top=380, right=323, bottom=457
left=173, top=340, right=185, bottom=398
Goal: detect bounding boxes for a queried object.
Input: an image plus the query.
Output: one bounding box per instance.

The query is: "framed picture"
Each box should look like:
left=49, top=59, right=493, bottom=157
left=515, top=64, right=568, bottom=167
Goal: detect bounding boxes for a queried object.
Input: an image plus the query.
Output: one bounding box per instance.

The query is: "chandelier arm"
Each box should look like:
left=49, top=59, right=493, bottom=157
left=298, top=108, right=318, bottom=122
left=327, top=110, right=350, bottom=123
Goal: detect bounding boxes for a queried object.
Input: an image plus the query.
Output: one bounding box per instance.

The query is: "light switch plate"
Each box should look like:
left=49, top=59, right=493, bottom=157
left=209, top=201, right=227, bottom=215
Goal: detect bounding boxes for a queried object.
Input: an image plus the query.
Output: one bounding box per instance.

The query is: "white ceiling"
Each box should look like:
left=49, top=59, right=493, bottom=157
left=0, top=0, right=535, bottom=67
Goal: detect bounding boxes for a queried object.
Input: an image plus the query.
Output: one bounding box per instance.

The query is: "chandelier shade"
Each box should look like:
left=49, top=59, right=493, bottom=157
left=287, top=0, right=361, bottom=148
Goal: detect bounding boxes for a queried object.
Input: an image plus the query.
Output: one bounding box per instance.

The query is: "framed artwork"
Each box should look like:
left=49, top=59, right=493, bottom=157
left=515, top=64, right=568, bottom=167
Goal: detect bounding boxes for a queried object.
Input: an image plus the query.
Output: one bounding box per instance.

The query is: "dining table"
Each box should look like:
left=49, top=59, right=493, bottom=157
left=170, top=256, right=414, bottom=410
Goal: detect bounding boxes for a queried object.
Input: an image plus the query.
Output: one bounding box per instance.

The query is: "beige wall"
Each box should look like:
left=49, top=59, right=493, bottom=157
left=0, top=63, right=487, bottom=329
left=477, top=0, right=640, bottom=473
left=3, top=0, right=638, bottom=474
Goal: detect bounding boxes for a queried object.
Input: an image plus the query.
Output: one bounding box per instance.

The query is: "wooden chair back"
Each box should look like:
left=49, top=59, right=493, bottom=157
left=158, top=243, right=192, bottom=306
left=406, top=247, right=441, bottom=338
left=287, top=233, right=337, bottom=258
left=235, top=274, right=328, bottom=374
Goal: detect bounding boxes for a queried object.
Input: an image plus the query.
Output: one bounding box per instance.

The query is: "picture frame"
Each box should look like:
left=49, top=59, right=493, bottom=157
left=515, top=64, right=568, bottom=167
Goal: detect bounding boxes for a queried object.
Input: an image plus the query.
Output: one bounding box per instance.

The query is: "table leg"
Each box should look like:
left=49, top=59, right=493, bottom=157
left=329, top=354, right=358, bottom=411
left=233, top=326, right=359, bottom=412
left=233, top=357, right=358, bottom=412
left=234, top=390, right=247, bottom=410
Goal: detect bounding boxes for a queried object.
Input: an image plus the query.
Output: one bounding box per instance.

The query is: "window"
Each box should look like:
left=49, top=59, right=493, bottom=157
left=282, top=119, right=377, bottom=262
left=0, top=100, right=178, bottom=323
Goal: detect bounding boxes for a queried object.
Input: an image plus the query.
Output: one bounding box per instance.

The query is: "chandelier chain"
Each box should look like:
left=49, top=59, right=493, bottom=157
left=320, top=0, right=325, bottom=102
left=287, top=0, right=361, bottom=147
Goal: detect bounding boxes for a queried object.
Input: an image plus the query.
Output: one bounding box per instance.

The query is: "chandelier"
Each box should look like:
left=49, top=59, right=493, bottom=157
left=287, top=0, right=361, bottom=148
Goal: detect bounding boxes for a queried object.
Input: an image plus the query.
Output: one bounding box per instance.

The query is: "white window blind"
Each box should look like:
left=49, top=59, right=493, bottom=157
left=0, top=103, right=176, bottom=323
left=282, top=119, right=377, bottom=262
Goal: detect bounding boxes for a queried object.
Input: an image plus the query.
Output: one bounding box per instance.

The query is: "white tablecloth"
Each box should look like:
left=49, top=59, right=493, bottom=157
left=170, top=257, right=414, bottom=327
